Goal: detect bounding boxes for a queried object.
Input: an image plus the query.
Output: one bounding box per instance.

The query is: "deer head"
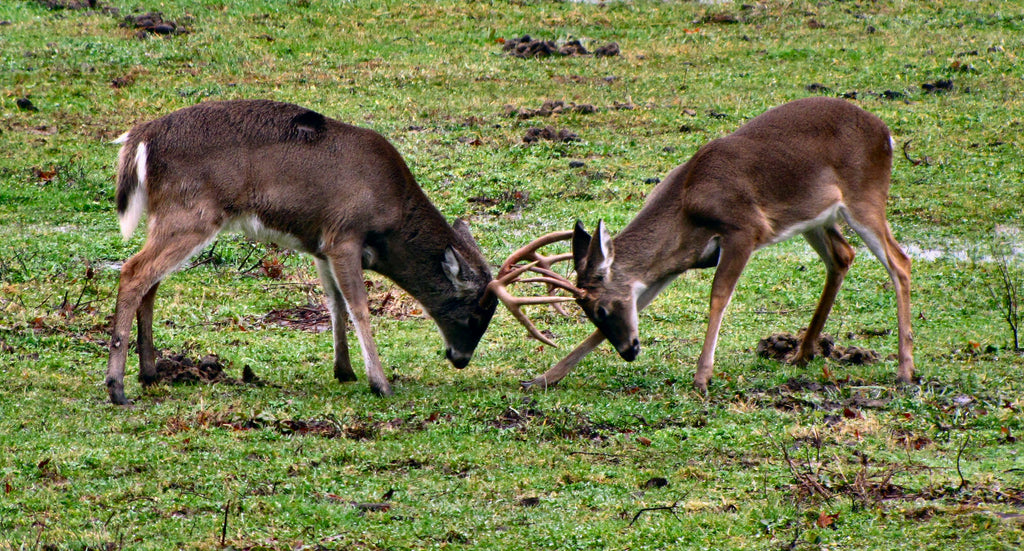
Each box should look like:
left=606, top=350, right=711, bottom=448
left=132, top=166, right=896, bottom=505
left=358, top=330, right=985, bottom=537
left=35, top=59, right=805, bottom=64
left=570, top=220, right=641, bottom=361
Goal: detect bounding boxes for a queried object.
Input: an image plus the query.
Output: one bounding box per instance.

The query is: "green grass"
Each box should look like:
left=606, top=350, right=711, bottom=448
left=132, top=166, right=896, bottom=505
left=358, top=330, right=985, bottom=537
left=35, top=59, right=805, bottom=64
left=2, top=0, right=1023, bottom=549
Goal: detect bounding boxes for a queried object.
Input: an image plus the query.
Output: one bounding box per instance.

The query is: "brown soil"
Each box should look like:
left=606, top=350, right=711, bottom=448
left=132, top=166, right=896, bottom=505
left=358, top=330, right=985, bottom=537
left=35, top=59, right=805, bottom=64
left=504, top=100, right=596, bottom=120
left=121, top=11, right=188, bottom=37
left=154, top=353, right=234, bottom=384
left=522, top=126, right=579, bottom=144
left=757, top=331, right=881, bottom=365
left=502, top=35, right=620, bottom=59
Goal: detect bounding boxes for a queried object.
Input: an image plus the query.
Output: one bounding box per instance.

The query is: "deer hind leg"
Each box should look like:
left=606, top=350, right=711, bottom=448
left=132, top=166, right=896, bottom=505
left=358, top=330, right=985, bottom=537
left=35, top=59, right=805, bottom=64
left=842, top=209, right=914, bottom=383
left=136, top=281, right=161, bottom=386
left=791, top=225, right=856, bottom=366
left=105, top=222, right=219, bottom=405
left=314, top=258, right=356, bottom=383
left=694, top=240, right=754, bottom=393
left=323, top=241, right=392, bottom=396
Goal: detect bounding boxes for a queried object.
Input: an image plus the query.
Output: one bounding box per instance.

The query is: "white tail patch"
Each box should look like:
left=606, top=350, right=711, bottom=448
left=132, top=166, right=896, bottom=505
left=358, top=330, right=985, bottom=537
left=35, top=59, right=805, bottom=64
left=118, top=141, right=149, bottom=240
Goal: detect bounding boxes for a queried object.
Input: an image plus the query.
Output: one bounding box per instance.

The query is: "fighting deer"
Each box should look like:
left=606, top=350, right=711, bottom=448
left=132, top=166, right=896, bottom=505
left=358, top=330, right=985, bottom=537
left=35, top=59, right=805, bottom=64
left=492, top=97, right=914, bottom=392
left=106, top=99, right=495, bottom=404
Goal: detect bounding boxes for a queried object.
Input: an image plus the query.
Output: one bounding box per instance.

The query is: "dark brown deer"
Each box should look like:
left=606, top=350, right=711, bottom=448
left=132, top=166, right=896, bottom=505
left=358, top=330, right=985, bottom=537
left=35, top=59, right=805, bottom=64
left=106, top=99, right=496, bottom=404
left=492, top=97, right=914, bottom=392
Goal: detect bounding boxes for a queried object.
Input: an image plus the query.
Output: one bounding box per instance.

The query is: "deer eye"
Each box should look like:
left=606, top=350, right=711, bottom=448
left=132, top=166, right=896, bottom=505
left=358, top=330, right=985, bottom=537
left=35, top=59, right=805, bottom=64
left=595, top=305, right=609, bottom=321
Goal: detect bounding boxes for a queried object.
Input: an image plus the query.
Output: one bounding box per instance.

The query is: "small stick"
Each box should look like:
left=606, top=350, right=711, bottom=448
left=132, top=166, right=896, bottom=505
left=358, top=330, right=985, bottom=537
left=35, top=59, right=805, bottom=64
left=628, top=501, right=680, bottom=527
left=220, top=499, right=231, bottom=546
left=956, top=435, right=971, bottom=490
left=902, top=139, right=931, bottom=166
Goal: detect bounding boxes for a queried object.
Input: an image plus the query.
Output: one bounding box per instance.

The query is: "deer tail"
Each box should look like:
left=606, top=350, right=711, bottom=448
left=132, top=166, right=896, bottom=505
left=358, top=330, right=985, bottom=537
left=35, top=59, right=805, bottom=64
left=114, top=131, right=148, bottom=240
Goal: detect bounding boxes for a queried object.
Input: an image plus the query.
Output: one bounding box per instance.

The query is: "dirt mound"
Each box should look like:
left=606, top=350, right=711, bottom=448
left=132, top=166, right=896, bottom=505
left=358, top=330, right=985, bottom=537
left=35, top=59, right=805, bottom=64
left=757, top=332, right=880, bottom=365
left=121, top=11, right=188, bottom=36
left=522, top=126, right=579, bottom=144
left=504, top=100, right=596, bottom=120
left=155, top=353, right=233, bottom=384
left=502, top=35, right=620, bottom=58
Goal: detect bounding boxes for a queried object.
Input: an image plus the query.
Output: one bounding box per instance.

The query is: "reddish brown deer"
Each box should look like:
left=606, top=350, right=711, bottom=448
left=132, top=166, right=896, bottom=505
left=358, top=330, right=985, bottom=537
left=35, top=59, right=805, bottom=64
left=492, top=97, right=914, bottom=392
left=106, top=99, right=495, bottom=404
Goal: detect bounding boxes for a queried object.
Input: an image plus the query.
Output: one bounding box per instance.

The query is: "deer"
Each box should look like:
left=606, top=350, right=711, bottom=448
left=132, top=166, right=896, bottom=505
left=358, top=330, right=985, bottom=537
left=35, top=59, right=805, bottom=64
left=491, top=97, right=915, bottom=392
left=105, top=99, right=496, bottom=405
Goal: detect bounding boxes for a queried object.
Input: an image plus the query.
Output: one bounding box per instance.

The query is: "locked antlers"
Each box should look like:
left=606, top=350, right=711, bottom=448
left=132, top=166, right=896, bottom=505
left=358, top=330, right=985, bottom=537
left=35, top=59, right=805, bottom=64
left=483, top=231, right=583, bottom=347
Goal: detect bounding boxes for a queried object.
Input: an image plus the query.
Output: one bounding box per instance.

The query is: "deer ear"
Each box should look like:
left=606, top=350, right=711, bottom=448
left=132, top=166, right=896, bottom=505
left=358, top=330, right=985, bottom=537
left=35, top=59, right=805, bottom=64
left=572, top=220, right=591, bottom=271
left=586, top=220, right=614, bottom=277
left=451, top=218, right=479, bottom=249
left=443, top=245, right=476, bottom=295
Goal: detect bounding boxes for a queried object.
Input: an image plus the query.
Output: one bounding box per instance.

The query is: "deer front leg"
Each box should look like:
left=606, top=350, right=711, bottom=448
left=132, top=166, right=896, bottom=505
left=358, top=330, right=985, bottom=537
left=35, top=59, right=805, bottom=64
left=694, top=243, right=753, bottom=393
left=521, top=329, right=606, bottom=390
left=315, top=258, right=356, bottom=383
left=324, top=244, right=392, bottom=396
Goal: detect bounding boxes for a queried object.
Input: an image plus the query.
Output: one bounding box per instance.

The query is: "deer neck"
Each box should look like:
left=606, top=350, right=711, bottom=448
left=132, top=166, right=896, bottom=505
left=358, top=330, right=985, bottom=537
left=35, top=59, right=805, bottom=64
left=612, top=203, right=719, bottom=289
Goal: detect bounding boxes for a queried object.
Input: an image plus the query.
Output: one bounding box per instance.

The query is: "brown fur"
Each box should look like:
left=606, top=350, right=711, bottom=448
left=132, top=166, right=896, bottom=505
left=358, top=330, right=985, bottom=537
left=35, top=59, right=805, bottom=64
left=106, top=100, right=495, bottom=404
left=523, top=97, right=914, bottom=392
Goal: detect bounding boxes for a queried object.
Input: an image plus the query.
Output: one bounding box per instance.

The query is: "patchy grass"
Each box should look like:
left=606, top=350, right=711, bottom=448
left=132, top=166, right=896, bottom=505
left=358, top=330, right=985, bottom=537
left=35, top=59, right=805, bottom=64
left=1, top=0, right=1023, bottom=549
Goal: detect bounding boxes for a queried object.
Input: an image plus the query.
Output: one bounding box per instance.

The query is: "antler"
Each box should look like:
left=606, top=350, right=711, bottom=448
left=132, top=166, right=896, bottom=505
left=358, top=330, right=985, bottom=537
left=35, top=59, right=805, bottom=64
left=485, top=230, right=582, bottom=347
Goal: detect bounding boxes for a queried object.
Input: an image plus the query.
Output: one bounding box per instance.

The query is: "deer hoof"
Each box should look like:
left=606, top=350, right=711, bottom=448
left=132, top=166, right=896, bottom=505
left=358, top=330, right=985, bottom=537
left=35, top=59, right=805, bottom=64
left=370, top=382, right=394, bottom=397
left=334, top=368, right=358, bottom=383
left=107, top=382, right=130, bottom=406
left=784, top=349, right=813, bottom=367
left=692, top=377, right=709, bottom=395
left=520, top=376, right=551, bottom=391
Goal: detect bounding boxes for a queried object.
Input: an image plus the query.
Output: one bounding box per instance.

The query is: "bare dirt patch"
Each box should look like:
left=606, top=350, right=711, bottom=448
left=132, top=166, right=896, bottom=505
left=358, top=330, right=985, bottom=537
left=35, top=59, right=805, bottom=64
left=258, top=281, right=423, bottom=332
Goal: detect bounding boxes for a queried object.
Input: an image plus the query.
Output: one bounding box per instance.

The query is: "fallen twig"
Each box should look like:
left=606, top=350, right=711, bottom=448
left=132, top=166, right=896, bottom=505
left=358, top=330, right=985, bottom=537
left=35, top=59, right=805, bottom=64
left=781, top=442, right=834, bottom=501
left=902, top=139, right=931, bottom=166
left=627, top=501, right=680, bottom=527
left=956, top=435, right=971, bottom=490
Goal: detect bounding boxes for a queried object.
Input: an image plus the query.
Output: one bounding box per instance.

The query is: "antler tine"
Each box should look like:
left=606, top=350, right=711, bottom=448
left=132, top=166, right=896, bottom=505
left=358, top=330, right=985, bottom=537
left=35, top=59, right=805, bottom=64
left=487, top=230, right=582, bottom=347
left=498, top=230, right=574, bottom=277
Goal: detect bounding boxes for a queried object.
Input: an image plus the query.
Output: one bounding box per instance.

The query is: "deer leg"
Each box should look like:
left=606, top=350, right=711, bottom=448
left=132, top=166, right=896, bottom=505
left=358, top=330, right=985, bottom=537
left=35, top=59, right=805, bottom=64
left=106, top=227, right=217, bottom=405
left=136, top=281, right=161, bottom=386
left=884, top=233, right=915, bottom=383
left=791, top=225, right=856, bottom=365
left=521, top=329, right=606, bottom=390
left=844, top=211, right=914, bottom=383
left=324, top=243, right=392, bottom=396
left=693, top=242, right=753, bottom=393
left=315, top=258, right=356, bottom=383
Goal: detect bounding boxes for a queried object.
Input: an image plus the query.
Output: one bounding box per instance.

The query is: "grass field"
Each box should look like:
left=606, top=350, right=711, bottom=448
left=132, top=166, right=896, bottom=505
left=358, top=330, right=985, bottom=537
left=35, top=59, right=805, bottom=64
left=1, top=1, right=1023, bottom=549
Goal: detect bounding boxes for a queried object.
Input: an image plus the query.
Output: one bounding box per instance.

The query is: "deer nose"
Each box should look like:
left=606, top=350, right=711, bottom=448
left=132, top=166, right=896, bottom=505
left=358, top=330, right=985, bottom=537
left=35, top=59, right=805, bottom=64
left=619, top=338, right=641, bottom=362
left=446, top=348, right=471, bottom=369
